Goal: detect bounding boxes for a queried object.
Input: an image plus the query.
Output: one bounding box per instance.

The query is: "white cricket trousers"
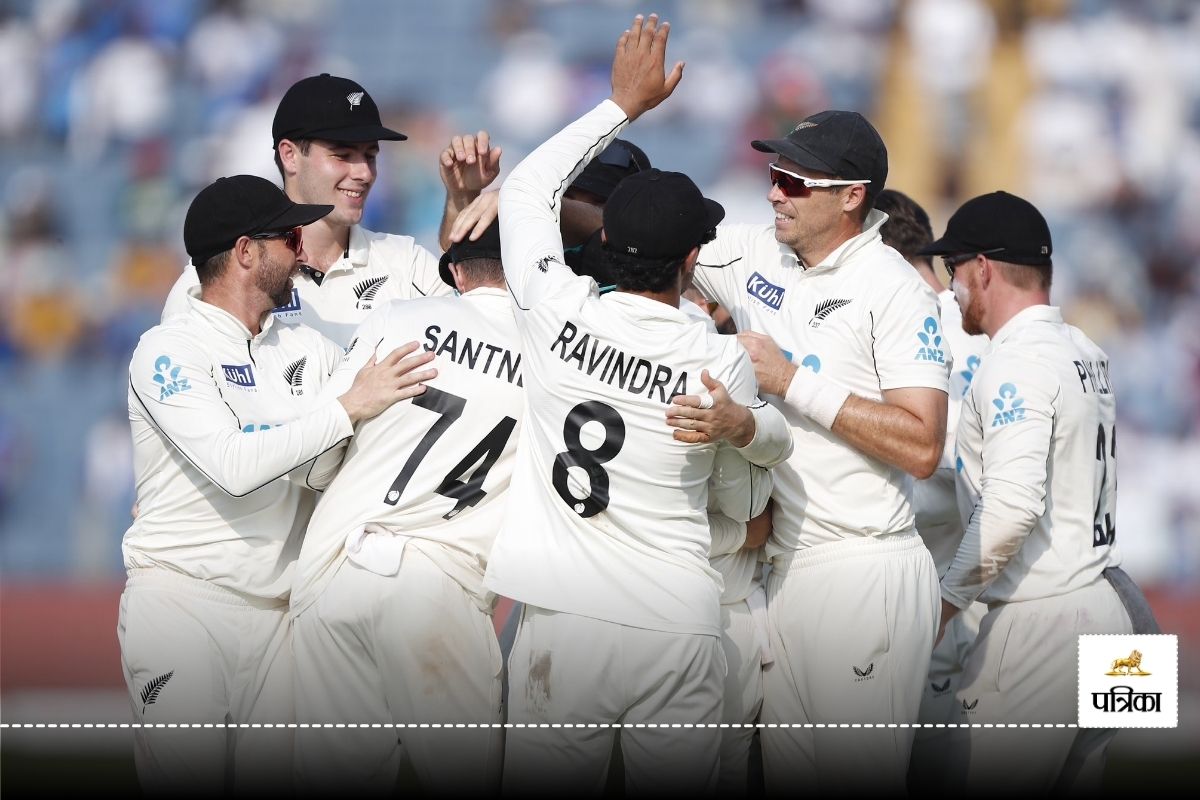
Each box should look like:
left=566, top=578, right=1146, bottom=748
left=292, top=550, right=503, bottom=797
left=944, top=578, right=1133, bottom=796
left=760, top=531, right=938, bottom=797
left=117, top=568, right=294, bottom=797
left=503, top=605, right=724, bottom=797
left=717, top=596, right=766, bottom=797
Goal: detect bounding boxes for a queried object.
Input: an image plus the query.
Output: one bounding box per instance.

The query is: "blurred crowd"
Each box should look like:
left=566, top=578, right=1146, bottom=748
left=0, top=0, right=1196, bottom=585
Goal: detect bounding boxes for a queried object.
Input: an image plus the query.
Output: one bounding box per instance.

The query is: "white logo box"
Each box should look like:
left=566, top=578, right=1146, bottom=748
left=1078, top=634, right=1177, bottom=728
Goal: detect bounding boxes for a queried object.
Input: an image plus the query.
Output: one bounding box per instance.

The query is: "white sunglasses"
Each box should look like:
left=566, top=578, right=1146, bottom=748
left=769, top=163, right=871, bottom=195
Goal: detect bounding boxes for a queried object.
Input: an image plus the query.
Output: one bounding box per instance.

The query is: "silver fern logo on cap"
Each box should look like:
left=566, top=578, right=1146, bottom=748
left=347, top=91, right=364, bottom=108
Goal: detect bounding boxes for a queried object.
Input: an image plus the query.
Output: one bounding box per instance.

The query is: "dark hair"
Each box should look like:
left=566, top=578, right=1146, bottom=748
left=875, top=189, right=933, bottom=263
left=274, top=139, right=313, bottom=181
left=196, top=249, right=232, bottom=286
left=454, top=257, right=505, bottom=288
left=602, top=227, right=715, bottom=293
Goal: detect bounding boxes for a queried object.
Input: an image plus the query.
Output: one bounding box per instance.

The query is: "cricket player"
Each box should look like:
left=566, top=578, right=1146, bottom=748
left=163, top=74, right=500, bottom=344
left=873, top=189, right=991, bottom=792
left=120, top=175, right=435, bottom=795
left=924, top=191, right=1156, bottom=794
left=669, top=112, right=950, bottom=794
left=290, top=220, right=519, bottom=796
left=484, top=14, right=792, bottom=796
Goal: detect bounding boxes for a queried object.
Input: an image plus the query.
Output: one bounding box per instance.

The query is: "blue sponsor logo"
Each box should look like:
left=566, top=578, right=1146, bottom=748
left=960, top=354, right=981, bottom=396
left=915, top=316, right=945, bottom=363
left=990, top=382, right=1026, bottom=427
left=272, top=288, right=301, bottom=315
left=152, top=355, right=191, bottom=400
left=746, top=272, right=785, bottom=311
left=222, top=363, right=256, bottom=388
left=801, top=354, right=822, bottom=373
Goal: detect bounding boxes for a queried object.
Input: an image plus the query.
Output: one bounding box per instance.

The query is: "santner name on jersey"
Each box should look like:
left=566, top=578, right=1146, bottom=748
left=423, top=324, right=523, bottom=386
left=550, top=320, right=689, bottom=404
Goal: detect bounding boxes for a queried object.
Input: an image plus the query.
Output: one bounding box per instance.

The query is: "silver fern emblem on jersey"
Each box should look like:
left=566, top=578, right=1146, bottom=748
left=284, top=356, right=307, bottom=396
left=809, top=298, right=852, bottom=328
left=347, top=91, right=364, bottom=108
left=140, top=670, right=174, bottom=713
left=354, top=276, right=388, bottom=310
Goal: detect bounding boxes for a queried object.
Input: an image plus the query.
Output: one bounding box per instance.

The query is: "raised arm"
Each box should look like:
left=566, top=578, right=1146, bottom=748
left=437, top=130, right=503, bottom=251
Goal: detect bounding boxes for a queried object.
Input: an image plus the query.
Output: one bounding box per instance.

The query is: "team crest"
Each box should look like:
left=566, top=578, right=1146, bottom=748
left=809, top=298, right=852, bottom=328
left=354, top=276, right=388, bottom=310
left=284, top=356, right=307, bottom=396
left=346, top=91, right=364, bottom=108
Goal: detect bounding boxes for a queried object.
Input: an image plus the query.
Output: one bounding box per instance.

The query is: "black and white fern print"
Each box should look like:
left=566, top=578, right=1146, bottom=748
left=284, top=356, right=307, bottom=393
left=810, top=298, right=853, bottom=327
left=140, top=670, right=174, bottom=713
left=353, top=276, right=389, bottom=306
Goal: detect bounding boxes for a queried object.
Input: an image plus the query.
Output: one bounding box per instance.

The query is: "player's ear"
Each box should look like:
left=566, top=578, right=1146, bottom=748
left=450, top=262, right=467, bottom=294
left=277, top=139, right=302, bottom=178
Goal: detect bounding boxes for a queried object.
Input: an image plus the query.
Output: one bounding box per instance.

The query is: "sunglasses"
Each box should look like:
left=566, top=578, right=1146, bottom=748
left=249, top=226, right=303, bottom=255
left=769, top=163, right=870, bottom=198
left=941, top=248, right=1005, bottom=280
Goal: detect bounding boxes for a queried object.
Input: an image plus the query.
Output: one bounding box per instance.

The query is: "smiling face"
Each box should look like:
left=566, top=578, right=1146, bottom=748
left=284, top=139, right=379, bottom=230
left=767, top=158, right=853, bottom=260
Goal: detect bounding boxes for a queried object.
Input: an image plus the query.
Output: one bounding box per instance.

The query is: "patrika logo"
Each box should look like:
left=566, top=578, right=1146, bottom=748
left=354, top=276, right=388, bottom=310
left=990, top=383, right=1026, bottom=427
left=852, top=663, right=875, bottom=682
left=140, top=670, right=174, bottom=714
left=914, top=316, right=945, bottom=363
left=1106, top=650, right=1150, bottom=676
left=809, top=298, right=852, bottom=328
left=152, top=355, right=190, bottom=400
left=284, top=356, right=307, bottom=396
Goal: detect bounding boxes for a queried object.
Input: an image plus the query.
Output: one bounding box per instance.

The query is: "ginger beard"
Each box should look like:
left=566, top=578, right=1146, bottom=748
left=953, top=268, right=985, bottom=337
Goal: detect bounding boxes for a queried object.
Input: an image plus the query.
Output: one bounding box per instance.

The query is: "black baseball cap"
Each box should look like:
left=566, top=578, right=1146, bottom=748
left=752, top=110, right=888, bottom=198
left=565, top=229, right=617, bottom=290
left=602, top=169, right=725, bottom=261
left=568, top=139, right=651, bottom=202
left=438, top=219, right=503, bottom=288
left=184, top=175, right=333, bottom=266
left=272, top=73, right=407, bottom=146
left=919, top=191, right=1053, bottom=267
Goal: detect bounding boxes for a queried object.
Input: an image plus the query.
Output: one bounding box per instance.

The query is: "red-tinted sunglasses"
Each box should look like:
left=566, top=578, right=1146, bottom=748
left=250, top=226, right=303, bottom=254
left=769, top=163, right=870, bottom=198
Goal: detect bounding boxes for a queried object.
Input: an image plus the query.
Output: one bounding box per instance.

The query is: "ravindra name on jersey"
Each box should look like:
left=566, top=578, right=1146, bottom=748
left=292, top=290, right=525, bottom=615
left=486, top=99, right=764, bottom=638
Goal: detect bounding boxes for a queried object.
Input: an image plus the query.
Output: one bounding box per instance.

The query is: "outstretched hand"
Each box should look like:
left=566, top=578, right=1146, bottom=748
left=440, top=130, right=502, bottom=197
left=610, top=13, right=684, bottom=121
left=666, top=369, right=756, bottom=446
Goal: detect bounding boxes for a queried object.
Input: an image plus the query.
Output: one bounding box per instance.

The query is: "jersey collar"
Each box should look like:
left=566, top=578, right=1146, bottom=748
left=309, top=224, right=370, bottom=279
left=187, top=291, right=278, bottom=343
left=804, top=208, right=887, bottom=272
left=991, top=304, right=1062, bottom=347
left=602, top=291, right=693, bottom=324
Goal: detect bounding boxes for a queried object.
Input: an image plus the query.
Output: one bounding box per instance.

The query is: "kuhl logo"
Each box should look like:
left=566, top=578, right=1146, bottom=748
left=140, top=670, right=174, bottom=714
left=852, top=663, right=875, bottom=681
left=960, top=354, right=981, bottom=396
left=152, top=355, right=191, bottom=401
left=354, top=276, right=389, bottom=310
left=272, top=288, right=301, bottom=315
left=809, top=298, right=852, bottom=328
left=284, top=356, right=307, bottom=396
left=915, top=316, right=945, bottom=363
left=991, top=383, right=1026, bottom=427
left=746, top=272, right=785, bottom=311
left=222, top=363, right=256, bottom=388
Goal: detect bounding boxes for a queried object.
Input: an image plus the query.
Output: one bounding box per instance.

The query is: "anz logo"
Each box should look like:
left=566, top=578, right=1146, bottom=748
left=990, top=383, right=1026, bottom=427
left=746, top=272, right=785, bottom=311
left=273, top=288, right=302, bottom=315
left=959, top=354, right=981, bottom=397
left=914, top=316, right=945, bottom=363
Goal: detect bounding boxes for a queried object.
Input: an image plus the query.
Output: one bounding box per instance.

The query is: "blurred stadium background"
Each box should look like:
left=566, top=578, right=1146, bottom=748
left=0, top=0, right=1196, bottom=793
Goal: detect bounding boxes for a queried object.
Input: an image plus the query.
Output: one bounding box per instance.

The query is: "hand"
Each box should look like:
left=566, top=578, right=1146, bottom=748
left=737, top=331, right=797, bottom=397
left=610, top=14, right=684, bottom=121
left=667, top=370, right=755, bottom=446
left=439, top=131, right=502, bottom=198
left=338, top=342, right=437, bottom=424
left=448, top=191, right=499, bottom=244
left=934, top=598, right=960, bottom=651
left=743, top=501, right=773, bottom=550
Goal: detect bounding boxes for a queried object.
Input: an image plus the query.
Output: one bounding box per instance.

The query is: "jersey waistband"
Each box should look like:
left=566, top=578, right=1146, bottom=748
left=770, top=528, right=923, bottom=573
left=125, top=568, right=288, bottom=610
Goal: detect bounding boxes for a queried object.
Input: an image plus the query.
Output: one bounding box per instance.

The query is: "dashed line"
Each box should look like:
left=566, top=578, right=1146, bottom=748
left=0, top=722, right=1079, bottom=729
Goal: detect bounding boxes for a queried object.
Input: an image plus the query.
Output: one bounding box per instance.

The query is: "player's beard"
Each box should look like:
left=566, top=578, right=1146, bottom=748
left=954, top=276, right=985, bottom=336
left=257, top=248, right=295, bottom=309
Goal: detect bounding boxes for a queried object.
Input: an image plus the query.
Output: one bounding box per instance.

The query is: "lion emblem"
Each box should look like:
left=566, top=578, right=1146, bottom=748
left=1106, top=650, right=1150, bottom=676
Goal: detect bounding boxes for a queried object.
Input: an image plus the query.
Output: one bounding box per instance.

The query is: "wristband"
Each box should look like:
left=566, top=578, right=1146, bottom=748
left=784, top=367, right=850, bottom=430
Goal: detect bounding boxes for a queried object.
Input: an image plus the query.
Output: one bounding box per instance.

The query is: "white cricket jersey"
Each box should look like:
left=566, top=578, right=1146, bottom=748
left=943, top=305, right=1120, bottom=607
left=124, top=294, right=350, bottom=600
left=693, top=217, right=950, bottom=554
left=291, top=289, right=525, bottom=615
left=485, top=99, right=766, bottom=637
left=914, top=289, right=990, bottom=575
left=162, top=224, right=452, bottom=346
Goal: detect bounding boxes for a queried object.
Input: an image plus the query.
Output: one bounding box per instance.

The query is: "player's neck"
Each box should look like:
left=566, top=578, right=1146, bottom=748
left=617, top=286, right=681, bottom=308
left=914, top=263, right=944, bottom=294
left=983, top=291, right=1052, bottom=338
left=298, top=218, right=351, bottom=271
